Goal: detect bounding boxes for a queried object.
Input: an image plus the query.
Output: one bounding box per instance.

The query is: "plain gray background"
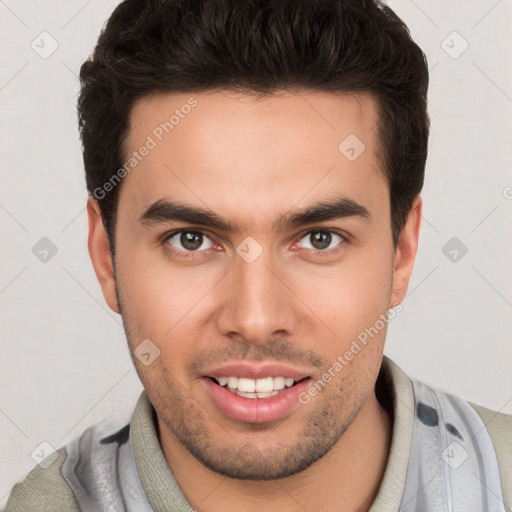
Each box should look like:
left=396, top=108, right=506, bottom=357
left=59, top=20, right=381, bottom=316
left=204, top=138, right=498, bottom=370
left=1, top=0, right=511, bottom=505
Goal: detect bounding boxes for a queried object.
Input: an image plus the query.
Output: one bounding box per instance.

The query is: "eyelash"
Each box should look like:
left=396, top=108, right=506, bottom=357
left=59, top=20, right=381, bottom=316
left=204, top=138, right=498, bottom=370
left=301, top=230, right=346, bottom=258
left=161, top=228, right=347, bottom=259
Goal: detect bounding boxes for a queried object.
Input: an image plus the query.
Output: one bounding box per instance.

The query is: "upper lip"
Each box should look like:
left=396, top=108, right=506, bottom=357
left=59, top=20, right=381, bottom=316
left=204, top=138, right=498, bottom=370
left=203, top=362, right=311, bottom=380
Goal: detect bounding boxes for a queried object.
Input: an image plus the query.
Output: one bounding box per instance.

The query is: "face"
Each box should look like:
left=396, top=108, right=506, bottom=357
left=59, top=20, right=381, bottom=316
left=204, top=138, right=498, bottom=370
left=88, top=89, right=420, bottom=480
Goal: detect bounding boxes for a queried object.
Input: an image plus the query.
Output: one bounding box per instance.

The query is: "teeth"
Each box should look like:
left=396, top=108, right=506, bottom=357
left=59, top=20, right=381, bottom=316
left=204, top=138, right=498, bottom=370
left=237, top=378, right=255, bottom=393
left=255, top=377, right=274, bottom=393
left=237, top=390, right=258, bottom=399
left=273, top=376, right=285, bottom=390
left=234, top=390, right=280, bottom=399
left=227, top=376, right=238, bottom=388
left=214, top=376, right=298, bottom=393
left=256, top=391, right=277, bottom=398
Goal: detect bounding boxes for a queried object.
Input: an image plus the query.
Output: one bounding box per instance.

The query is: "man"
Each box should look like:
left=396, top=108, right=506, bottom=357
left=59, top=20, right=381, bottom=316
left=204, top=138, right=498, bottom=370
left=5, top=0, right=511, bottom=510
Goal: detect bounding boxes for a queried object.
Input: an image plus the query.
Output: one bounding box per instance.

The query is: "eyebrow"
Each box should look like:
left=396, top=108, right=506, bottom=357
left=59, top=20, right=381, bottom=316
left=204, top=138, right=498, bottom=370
left=139, top=196, right=370, bottom=232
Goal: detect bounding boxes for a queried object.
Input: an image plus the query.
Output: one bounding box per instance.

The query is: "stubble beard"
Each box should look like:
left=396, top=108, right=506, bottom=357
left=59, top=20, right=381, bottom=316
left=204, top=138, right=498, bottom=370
left=151, top=367, right=363, bottom=480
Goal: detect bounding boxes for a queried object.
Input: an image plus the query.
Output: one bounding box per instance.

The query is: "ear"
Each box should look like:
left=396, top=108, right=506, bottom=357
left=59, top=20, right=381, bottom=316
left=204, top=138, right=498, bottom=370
left=389, top=196, right=422, bottom=308
left=87, top=196, right=120, bottom=314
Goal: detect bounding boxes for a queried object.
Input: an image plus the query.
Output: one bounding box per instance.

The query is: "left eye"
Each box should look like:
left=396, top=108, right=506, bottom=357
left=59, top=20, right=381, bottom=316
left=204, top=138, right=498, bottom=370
left=297, top=230, right=344, bottom=251
left=166, top=230, right=215, bottom=252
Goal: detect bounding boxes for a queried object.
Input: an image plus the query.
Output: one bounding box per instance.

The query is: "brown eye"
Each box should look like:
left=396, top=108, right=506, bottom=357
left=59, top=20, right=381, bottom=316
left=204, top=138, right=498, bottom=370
left=297, top=230, right=344, bottom=251
left=166, top=230, right=214, bottom=252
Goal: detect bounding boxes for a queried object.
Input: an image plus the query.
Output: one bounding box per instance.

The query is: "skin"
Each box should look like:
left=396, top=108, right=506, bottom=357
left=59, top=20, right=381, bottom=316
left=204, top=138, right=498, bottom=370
left=88, top=89, right=422, bottom=511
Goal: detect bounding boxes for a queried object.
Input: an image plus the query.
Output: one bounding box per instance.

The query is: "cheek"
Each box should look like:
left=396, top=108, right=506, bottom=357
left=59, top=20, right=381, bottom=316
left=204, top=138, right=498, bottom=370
left=305, top=265, right=392, bottom=399
left=290, top=249, right=393, bottom=341
left=345, top=266, right=392, bottom=327
left=114, top=239, right=222, bottom=358
left=118, top=263, right=209, bottom=333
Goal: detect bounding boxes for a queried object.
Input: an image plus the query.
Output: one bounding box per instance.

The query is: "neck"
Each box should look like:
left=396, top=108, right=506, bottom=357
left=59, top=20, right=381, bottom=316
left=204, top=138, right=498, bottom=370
left=159, top=390, right=393, bottom=512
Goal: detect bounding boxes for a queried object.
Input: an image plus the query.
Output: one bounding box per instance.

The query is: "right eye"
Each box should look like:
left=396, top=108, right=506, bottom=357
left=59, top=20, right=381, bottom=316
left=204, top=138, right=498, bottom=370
left=165, top=230, right=216, bottom=254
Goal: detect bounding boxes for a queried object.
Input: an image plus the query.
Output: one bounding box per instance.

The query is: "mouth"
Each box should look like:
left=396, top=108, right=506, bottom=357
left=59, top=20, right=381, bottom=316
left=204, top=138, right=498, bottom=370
left=209, top=375, right=308, bottom=399
left=200, top=363, right=312, bottom=424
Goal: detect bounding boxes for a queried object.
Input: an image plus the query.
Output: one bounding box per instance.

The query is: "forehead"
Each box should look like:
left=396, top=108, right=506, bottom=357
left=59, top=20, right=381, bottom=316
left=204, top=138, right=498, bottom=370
left=119, top=89, right=388, bottom=227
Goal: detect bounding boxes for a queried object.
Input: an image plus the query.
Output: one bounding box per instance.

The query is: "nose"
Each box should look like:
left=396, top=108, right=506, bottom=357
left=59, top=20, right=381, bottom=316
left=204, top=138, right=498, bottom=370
left=214, top=247, right=299, bottom=345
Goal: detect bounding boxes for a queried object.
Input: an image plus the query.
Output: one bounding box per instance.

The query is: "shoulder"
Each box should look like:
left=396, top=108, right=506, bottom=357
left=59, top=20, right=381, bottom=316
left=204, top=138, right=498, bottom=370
left=382, top=357, right=511, bottom=509
left=468, top=400, right=512, bottom=449
left=4, top=417, right=132, bottom=512
left=413, top=377, right=512, bottom=510
left=468, top=400, right=512, bottom=509
left=5, top=447, right=79, bottom=512
left=468, top=400, right=512, bottom=442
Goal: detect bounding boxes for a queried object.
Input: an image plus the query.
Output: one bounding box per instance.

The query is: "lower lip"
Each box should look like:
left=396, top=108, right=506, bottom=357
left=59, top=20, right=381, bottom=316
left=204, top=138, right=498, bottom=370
left=202, top=377, right=311, bottom=424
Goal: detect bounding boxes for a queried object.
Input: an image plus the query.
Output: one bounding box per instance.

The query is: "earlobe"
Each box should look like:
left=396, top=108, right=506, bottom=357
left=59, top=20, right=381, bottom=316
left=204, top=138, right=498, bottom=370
left=389, top=196, right=422, bottom=308
left=87, top=197, right=120, bottom=314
